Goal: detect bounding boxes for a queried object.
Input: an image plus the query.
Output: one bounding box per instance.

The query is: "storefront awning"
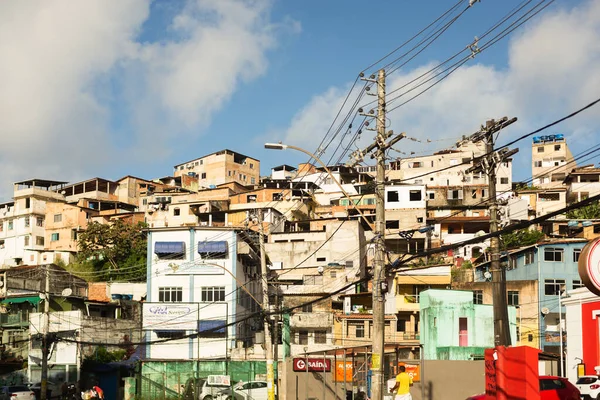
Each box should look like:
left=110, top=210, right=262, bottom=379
left=1, top=296, right=41, bottom=305
left=197, top=241, right=228, bottom=254
left=154, top=241, right=185, bottom=255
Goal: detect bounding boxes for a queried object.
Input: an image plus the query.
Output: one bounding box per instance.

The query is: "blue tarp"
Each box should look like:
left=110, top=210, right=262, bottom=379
left=197, top=241, right=228, bottom=254
left=198, top=320, right=227, bottom=334
left=154, top=241, right=185, bottom=255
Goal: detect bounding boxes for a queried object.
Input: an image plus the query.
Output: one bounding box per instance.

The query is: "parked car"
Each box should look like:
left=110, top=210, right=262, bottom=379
left=0, top=385, right=35, bottom=400
left=215, top=381, right=274, bottom=400
left=183, top=378, right=231, bottom=400
left=576, top=375, right=600, bottom=399
left=27, top=381, right=56, bottom=400
left=466, top=376, right=580, bottom=400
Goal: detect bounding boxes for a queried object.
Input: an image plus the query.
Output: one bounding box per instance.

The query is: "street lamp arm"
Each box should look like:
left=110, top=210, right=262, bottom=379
left=198, top=261, right=263, bottom=309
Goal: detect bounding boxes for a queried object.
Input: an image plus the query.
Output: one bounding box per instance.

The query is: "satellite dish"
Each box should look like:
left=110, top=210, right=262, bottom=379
left=541, top=307, right=550, bottom=315
left=483, top=271, right=492, bottom=280
left=474, top=230, right=486, bottom=238
left=317, top=266, right=324, bottom=274
left=39, top=293, right=46, bottom=300
left=61, top=288, right=72, bottom=297
left=0, top=281, right=4, bottom=288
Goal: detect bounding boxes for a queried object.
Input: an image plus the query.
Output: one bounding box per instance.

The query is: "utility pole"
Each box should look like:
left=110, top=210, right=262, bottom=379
left=348, top=69, right=405, bottom=400
left=466, top=117, right=518, bottom=347
left=41, top=265, right=50, bottom=400
left=259, top=210, right=275, bottom=400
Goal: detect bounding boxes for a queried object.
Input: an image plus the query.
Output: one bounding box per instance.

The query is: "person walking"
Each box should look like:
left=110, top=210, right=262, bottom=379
left=390, top=365, right=413, bottom=400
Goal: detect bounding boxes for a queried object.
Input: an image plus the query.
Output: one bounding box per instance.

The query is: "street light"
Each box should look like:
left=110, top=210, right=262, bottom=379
left=264, top=142, right=371, bottom=225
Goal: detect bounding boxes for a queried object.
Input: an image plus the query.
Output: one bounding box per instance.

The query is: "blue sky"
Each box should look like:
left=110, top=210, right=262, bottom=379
left=0, top=0, right=598, bottom=200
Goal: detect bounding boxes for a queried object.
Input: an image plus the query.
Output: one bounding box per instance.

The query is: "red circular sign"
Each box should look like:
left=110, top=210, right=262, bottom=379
left=578, top=238, right=600, bottom=296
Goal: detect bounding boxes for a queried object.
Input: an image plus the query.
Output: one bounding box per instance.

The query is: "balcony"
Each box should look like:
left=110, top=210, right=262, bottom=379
left=0, top=311, right=29, bottom=327
left=395, top=295, right=420, bottom=312
left=402, top=332, right=420, bottom=341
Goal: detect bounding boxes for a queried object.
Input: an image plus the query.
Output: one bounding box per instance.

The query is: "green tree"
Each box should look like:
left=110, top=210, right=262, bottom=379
left=76, top=220, right=147, bottom=281
left=566, top=201, right=600, bottom=219
left=500, top=228, right=544, bottom=250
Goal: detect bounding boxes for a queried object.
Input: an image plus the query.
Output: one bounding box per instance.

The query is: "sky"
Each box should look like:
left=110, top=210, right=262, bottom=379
left=0, top=0, right=599, bottom=201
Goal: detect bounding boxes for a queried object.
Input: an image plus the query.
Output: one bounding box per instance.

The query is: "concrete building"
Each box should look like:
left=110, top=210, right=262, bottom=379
left=531, top=134, right=575, bottom=188
left=419, top=289, right=517, bottom=360
left=563, top=165, right=600, bottom=203
left=173, top=149, right=260, bottom=189
left=0, top=180, right=67, bottom=267
left=474, top=239, right=587, bottom=354
left=144, top=227, right=262, bottom=360
left=270, top=165, right=297, bottom=180
left=518, top=188, right=567, bottom=218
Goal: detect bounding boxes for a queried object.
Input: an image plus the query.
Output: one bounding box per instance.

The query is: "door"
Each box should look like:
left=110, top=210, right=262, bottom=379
left=459, top=317, right=468, bottom=346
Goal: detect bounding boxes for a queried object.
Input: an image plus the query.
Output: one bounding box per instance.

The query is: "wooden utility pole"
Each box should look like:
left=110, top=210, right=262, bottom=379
left=466, top=117, right=518, bottom=346
left=350, top=69, right=406, bottom=400
left=259, top=211, right=275, bottom=400
left=41, top=265, right=50, bottom=400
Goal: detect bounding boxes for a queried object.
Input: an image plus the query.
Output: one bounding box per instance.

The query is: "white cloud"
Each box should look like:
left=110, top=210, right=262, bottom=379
left=0, top=0, right=296, bottom=200
left=281, top=0, right=600, bottom=174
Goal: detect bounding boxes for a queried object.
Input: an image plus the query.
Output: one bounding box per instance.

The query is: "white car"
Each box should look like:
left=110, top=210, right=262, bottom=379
left=576, top=375, right=600, bottom=399
left=0, top=385, right=35, bottom=400
left=215, top=381, right=273, bottom=400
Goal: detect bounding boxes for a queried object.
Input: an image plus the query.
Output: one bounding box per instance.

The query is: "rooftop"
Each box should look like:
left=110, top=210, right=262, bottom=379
left=174, top=149, right=259, bottom=168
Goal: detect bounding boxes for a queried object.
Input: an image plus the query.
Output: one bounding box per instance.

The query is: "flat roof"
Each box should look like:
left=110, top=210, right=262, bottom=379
left=174, top=149, right=259, bottom=168
left=14, top=179, right=68, bottom=187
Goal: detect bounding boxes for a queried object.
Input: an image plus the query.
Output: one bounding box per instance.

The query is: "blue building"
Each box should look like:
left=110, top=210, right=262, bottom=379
left=474, top=239, right=587, bottom=354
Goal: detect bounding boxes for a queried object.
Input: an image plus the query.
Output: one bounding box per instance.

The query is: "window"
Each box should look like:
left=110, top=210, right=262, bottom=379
left=159, top=287, right=183, bottom=302
left=427, top=192, right=435, bottom=200
left=303, top=275, right=323, bottom=285
left=386, top=220, right=399, bottom=229
left=507, top=256, right=517, bottom=270
left=539, top=193, right=560, bottom=202
left=500, top=177, right=509, bottom=184
left=314, top=330, right=327, bottom=344
left=71, top=230, right=78, bottom=240
left=387, top=191, right=399, bottom=202
left=507, top=291, right=519, bottom=306
left=573, top=280, right=585, bottom=289
left=458, top=317, right=468, bottom=347
left=54, top=214, right=62, bottom=223
left=537, top=146, right=544, bottom=153
left=155, top=331, right=186, bottom=339
left=24, top=236, right=29, bottom=246
left=414, top=179, right=423, bottom=184
left=409, top=190, right=422, bottom=201
left=525, top=251, right=534, bottom=265
left=51, top=233, right=59, bottom=241
left=36, top=217, right=44, bottom=227
left=544, top=247, right=564, bottom=262
left=249, top=163, right=254, bottom=169
left=316, top=257, right=326, bottom=262
left=179, top=166, right=184, bottom=170
left=534, top=161, right=542, bottom=167
left=302, top=303, right=313, bottom=312
left=36, top=236, right=44, bottom=246
left=417, top=217, right=423, bottom=223
left=544, top=279, right=566, bottom=296
left=410, top=162, right=422, bottom=168
left=473, top=290, right=483, bottom=304
left=25, top=198, right=30, bottom=209
left=251, top=177, right=256, bottom=184
left=554, top=144, right=561, bottom=151
left=171, top=208, right=179, bottom=216
left=201, top=286, right=225, bottom=302
left=7, top=220, right=13, bottom=230
left=573, top=248, right=581, bottom=262
left=24, top=217, right=30, bottom=228
left=330, top=271, right=337, bottom=278
left=247, top=195, right=257, bottom=203
left=447, top=189, right=463, bottom=200
left=272, top=193, right=283, bottom=201
left=298, top=330, right=308, bottom=345
left=355, top=324, right=365, bottom=338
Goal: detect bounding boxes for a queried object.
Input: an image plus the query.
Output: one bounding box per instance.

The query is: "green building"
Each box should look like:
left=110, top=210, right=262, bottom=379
left=419, top=289, right=517, bottom=360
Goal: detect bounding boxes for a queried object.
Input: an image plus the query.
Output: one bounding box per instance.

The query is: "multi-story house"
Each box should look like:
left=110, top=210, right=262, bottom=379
left=531, top=134, right=575, bottom=188
left=173, top=149, right=260, bottom=189
left=143, top=226, right=262, bottom=360
left=0, top=180, right=67, bottom=267
left=384, top=184, right=428, bottom=255
left=563, top=165, right=600, bottom=203
left=474, top=239, right=587, bottom=354
left=518, top=187, right=567, bottom=218
left=420, top=289, right=517, bottom=360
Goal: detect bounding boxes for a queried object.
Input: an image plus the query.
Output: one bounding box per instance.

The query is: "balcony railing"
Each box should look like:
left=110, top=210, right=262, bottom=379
left=402, top=332, right=420, bottom=340
left=0, top=311, right=29, bottom=326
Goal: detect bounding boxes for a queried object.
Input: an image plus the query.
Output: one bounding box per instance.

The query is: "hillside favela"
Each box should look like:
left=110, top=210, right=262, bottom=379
left=0, top=1, right=599, bottom=400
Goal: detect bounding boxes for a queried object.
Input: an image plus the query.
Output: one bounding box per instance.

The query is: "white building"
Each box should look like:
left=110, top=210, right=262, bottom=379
left=144, top=227, right=262, bottom=360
